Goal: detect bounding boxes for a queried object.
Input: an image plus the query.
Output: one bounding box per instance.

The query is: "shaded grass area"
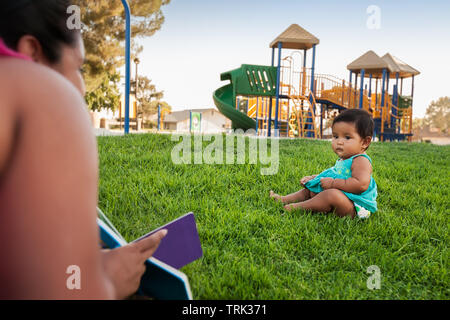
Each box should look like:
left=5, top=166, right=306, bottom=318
left=97, top=134, right=449, bottom=299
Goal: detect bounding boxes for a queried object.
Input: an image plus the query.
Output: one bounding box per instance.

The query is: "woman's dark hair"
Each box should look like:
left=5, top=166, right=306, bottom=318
left=0, top=0, right=79, bottom=63
left=332, top=109, right=374, bottom=139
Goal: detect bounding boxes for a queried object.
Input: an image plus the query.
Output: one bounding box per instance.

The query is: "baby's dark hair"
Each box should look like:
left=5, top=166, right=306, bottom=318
left=332, top=108, right=374, bottom=140
left=0, top=0, right=79, bottom=63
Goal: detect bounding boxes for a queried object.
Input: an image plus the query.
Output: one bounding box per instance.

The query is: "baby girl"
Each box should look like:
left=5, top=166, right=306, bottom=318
left=270, top=109, right=378, bottom=219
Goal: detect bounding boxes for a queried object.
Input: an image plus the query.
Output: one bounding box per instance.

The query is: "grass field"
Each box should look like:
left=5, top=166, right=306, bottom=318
left=97, top=133, right=449, bottom=299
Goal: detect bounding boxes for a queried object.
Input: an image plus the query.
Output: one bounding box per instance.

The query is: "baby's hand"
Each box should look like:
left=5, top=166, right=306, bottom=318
left=300, top=175, right=317, bottom=186
left=320, top=177, right=334, bottom=190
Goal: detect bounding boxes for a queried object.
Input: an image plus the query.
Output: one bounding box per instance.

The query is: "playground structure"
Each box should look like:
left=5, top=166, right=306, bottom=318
left=157, top=104, right=170, bottom=131
left=213, top=24, right=420, bottom=141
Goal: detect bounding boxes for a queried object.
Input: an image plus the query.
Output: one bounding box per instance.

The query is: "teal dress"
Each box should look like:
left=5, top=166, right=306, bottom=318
left=305, top=154, right=378, bottom=213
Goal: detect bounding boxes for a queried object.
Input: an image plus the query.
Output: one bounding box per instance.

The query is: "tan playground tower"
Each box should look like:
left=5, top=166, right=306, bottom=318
left=214, top=24, right=419, bottom=141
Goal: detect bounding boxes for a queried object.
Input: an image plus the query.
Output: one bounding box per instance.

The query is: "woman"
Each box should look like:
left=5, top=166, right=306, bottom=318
left=0, top=0, right=166, bottom=299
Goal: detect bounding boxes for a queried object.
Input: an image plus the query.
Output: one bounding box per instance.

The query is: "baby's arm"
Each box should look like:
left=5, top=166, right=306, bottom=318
left=322, top=157, right=372, bottom=194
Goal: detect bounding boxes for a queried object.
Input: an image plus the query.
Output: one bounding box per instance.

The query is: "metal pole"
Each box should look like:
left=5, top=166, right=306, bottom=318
left=309, top=45, right=316, bottom=138
left=393, top=84, right=398, bottom=131
left=310, top=45, right=316, bottom=93
left=271, top=47, right=275, bottom=67
left=320, top=104, right=323, bottom=139
left=410, top=75, right=415, bottom=141
left=157, top=104, right=161, bottom=131
left=395, top=72, right=399, bottom=94
left=121, top=0, right=131, bottom=134
left=135, top=60, right=139, bottom=102
left=303, top=49, right=307, bottom=67
left=380, top=69, right=387, bottom=141
left=303, top=49, right=307, bottom=97
left=134, top=58, right=139, bottom=127
left=375, top=77, right=378, bottom=107
left=400, top=78, right=403, bottom=96
left=359, top=69, right=365, bottom=109
left=348, top=71, right=352, bottom=107
left=255, top=97, right=259, bottom=134
left=395, top=72, right=399, bottom=132
left=381, top=69, right=386, bottom=107
left=274, top=42, right=282, bottom=135
left=386, top=72, right=390, bottom=97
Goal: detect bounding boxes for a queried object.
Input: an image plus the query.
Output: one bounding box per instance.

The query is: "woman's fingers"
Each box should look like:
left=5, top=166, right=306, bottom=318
left=131, top=229, right=168, bottom=261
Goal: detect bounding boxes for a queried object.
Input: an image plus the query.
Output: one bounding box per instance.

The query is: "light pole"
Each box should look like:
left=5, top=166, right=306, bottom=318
left=134, top=57, right=140, bottom=129
left=120, top=0, right=131, bottom=134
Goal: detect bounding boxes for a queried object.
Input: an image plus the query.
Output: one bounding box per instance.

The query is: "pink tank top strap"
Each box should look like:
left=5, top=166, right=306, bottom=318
left=0, top=38, right=32, bottom=61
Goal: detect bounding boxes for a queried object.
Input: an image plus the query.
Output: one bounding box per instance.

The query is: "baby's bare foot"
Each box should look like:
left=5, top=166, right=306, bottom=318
left=284, top=203, right=302, bottom=212
left=270, top=190, right=283, bottom=202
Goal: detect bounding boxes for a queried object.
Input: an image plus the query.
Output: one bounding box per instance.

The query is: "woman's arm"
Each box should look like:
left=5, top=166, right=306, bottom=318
left=0, top=60, right=163, bottom=299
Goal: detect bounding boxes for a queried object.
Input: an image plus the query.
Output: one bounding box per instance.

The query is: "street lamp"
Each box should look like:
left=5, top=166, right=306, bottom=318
left=134, top=57, right=140, bottom=129
left=134, top=57, right=140, bottom=100
left=120, top=0, right=131, bottom=134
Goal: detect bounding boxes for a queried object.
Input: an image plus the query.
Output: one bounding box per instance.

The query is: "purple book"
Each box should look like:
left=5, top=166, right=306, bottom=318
left=133, top=212, right=203, bottom=269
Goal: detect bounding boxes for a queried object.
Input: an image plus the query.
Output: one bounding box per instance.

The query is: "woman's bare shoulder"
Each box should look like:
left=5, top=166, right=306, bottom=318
left=0, top=59, right=92, bottom=139
left=0, top=59, right=85, bottom=114
left=0, top=59, right=95, bottom=175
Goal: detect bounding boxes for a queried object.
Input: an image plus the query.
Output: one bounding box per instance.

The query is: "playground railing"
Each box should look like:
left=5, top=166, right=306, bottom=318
left=280, top=66, right=312, bottom=98
left=376, top=92, right=412, bottom=137
left=277, top=64, right=413, bottom=138
left=314, top=73, right=359, bottom=109
left=241, top=96, right=289, bottom=123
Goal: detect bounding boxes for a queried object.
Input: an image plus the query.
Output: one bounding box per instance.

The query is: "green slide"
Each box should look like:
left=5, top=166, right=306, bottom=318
left=213, top=84, right=256, bottom=130
left=212, top=64, right=278, bottom=130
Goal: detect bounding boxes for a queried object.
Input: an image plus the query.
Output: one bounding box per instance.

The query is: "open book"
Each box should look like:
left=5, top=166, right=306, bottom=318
left=97, top=208, right=203, bottom=300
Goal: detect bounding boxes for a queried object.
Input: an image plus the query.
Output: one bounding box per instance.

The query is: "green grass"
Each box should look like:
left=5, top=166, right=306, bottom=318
left=97, top=134, right=449, bottom=299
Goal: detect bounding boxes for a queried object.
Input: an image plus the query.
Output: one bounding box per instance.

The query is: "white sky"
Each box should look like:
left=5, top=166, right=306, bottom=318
left=130, top=0, right=450, bottom=119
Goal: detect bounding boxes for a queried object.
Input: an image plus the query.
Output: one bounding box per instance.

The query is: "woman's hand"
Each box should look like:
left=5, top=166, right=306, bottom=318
left=320, top=177, right=334, bottom=190
left=101, top=229, right=167, bottom=299
left=300, top=175, right=317, bottom=187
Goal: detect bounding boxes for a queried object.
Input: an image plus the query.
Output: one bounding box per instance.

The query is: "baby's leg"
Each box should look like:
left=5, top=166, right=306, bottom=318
left=270, top=188, right=315, bottom=204
left=285, top=189, right=356, bottom=218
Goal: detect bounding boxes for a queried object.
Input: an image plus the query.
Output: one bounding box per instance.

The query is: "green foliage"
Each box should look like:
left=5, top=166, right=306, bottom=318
left=73, top=0, right=171, bottom=110
left=85, top=72, right=121, bottom=112
left=97, top=135, right=449, bottom=299
left=134, top=75, right=167, bottom=118
left=140, top=100, right=172, bottom=120
left=424, top=97, right=450, bottom=133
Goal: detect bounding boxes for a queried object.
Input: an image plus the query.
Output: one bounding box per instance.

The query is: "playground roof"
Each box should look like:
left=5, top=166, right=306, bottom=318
left=347, top=51, right=389, bottom=77
left=270, top=24, right=319, bottom=50
left=381, top=53, right=420, bottom=78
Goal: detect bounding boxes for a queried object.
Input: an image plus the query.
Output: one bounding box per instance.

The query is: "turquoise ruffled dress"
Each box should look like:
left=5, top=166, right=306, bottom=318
left=305, top=154, right=378, bottom=215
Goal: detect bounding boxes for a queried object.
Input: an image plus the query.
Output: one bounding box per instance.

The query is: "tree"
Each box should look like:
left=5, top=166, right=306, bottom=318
left=412, top=118, right=425, bottom=131
left=85, top=72, right=121, bottom=112
left=134, top=75, right=170, bottom=119
left=74, top=0, right=171, bottom=110
left=424, top=97, right=450, bottom=134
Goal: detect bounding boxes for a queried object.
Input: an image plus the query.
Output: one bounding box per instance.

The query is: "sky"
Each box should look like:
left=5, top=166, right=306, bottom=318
left=135, top=0, right=450, bottom=118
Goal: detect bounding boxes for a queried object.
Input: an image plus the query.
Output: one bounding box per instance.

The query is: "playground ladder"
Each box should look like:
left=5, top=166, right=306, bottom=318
left=284, top=84, right=320, bottom=139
